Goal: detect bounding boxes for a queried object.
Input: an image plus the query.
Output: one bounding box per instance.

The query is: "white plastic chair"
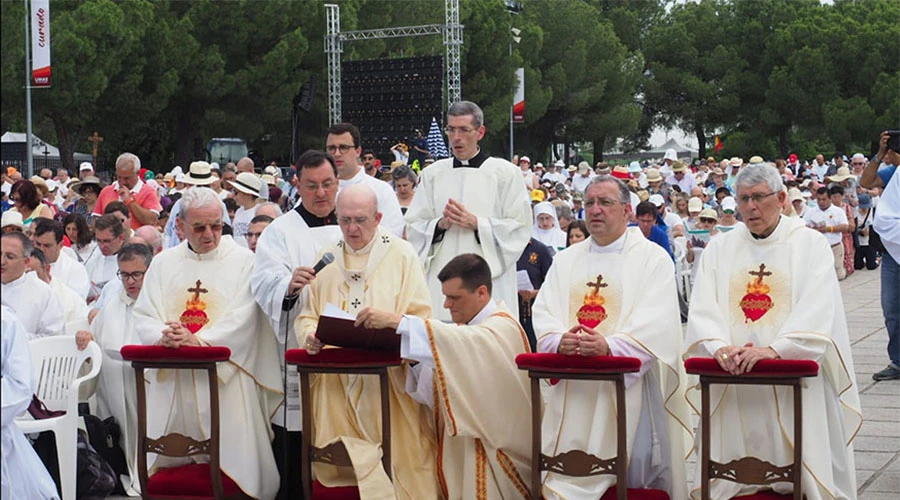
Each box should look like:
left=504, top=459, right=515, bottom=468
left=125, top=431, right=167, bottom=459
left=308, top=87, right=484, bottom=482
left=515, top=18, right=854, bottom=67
left=16, top=337, right=102, bottom=500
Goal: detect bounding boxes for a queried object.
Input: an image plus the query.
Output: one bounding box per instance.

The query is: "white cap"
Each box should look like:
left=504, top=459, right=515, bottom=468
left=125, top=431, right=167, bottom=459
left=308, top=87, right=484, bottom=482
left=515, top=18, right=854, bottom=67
left=664, top=149, right=677, bottom=161
left=79, top=162, right=93, bottom=172
left=520, top=156, right=531, bottom=163
left=554, top=160, right=565, bottom=168
left=648, top=194, right=665, bottom=207
left=721, top=196, right=737, bottom=212
left=264, top=165, right=279, bottom=176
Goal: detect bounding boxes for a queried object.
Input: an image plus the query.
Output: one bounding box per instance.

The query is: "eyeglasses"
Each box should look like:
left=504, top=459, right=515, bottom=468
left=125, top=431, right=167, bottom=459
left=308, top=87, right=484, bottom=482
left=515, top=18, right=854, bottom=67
left=444, top=126, right=476, bottom=135
left=338, top=216, right=372, bottom=226
left=326, top=144, right=356, bottom=154
left=190, top=223, right=224, bottom=234
left=737, top=192, right=777, bottom=205
left=583, top=197, right=622, bottom=209
left=301, top=180, right=336, bottom=192
left=117, top=270, right=145, bottom=282
left=700, top=217, right=717, bottom=224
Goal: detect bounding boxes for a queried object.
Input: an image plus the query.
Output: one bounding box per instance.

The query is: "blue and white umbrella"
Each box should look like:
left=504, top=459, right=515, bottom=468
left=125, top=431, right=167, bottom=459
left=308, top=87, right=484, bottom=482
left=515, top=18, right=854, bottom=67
left=426, top=117, right=449, bottom=159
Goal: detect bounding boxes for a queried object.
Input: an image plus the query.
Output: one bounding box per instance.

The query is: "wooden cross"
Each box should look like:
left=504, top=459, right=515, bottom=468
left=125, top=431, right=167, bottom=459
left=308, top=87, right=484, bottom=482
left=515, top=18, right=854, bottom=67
left=587, top=274, right=608, bottom=294
left=88, top=131, right=103, bottom=169
left=188, top=280, right=208, bottom=302
left=748, top=264, right=772, bottom=283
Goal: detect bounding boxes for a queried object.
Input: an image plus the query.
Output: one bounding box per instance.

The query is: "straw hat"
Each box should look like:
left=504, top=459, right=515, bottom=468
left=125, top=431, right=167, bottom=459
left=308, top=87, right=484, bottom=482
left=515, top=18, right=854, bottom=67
left=184, top=161, right=217, bottom=186
left=827, top=167, right=854, bottom=183
left=230, top=172, right=262, bottom=197
left=645, top=168, right=663, bottom=183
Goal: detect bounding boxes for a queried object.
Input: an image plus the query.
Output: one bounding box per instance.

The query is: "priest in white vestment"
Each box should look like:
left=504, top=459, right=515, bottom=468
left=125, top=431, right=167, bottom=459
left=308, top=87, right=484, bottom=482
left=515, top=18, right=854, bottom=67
left=326, top=123, right=405, bottom=237
left=533, top=176, right=692, bottom=500
left=85, top=214, right=127, bottom=302
left=76, top=243, right=154, bottom=496
left=27, top=248, right=89, bottom=337
left=355, top=253, right=533, bottom=499
left=1, top=306, right=60, bottom=500
left=296, top=184, right=439, bottom=500
left=134, top=188, right=283, bottom=500
left=1, top=232, right=66, bottom=339
left=251, top=150, right=342, bottom=497
left=405, top=101, right=532, bottom=321
left=685, top=164, right=860, bottom=500
left=32, top=218, right=91, bottom=300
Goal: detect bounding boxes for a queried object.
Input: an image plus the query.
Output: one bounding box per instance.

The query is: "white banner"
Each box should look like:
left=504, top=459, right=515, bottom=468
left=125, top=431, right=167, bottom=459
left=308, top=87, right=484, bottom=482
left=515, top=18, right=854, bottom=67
left=513, top=68, right=525, bottom=123
left=31, top=0, right=51, bottom=87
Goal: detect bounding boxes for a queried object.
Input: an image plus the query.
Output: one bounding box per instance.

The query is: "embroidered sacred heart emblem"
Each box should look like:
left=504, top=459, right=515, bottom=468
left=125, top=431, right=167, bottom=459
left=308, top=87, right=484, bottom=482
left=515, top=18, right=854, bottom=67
left=180, top=309, right=208, bottom=333
left=740, top=264, right=774, bottom=323
left=577, top=303, right=607, bottom=328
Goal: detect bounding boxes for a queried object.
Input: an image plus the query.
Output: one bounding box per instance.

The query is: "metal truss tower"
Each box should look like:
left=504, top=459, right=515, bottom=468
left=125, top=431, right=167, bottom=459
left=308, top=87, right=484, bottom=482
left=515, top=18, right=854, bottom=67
left=324, top=0, right=463, bottom=125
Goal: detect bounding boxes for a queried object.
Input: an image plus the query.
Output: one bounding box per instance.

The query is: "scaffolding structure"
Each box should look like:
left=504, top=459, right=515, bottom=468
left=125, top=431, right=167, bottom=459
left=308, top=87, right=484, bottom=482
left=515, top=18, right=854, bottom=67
left=324, top=0, right=463, bottom=125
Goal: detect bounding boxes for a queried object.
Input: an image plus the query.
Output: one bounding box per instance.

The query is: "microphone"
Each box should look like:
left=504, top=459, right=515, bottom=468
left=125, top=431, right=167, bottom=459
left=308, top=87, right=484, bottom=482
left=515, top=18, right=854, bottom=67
left=312, top=252, right=335, bottom=274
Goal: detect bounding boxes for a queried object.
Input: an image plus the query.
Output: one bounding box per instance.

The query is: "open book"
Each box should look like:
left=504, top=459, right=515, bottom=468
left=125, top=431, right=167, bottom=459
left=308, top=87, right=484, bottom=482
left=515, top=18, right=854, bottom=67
left=315, top=303, right=400, bottom=352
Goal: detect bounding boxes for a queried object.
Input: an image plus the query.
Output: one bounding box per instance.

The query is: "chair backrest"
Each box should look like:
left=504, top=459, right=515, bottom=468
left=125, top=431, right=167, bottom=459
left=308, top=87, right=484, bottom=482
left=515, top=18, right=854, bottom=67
left=30, top=337, right=101, bottom=412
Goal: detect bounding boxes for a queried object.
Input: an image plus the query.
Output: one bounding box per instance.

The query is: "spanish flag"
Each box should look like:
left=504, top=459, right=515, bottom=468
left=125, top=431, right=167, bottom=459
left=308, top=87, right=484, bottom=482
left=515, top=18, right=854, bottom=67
left=713, top=135, right=723, bottom=154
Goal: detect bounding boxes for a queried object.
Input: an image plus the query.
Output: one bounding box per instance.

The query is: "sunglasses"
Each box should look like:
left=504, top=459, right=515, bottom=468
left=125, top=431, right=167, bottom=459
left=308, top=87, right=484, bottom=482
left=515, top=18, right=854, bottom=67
left=190, top=223, right=224, bottom=234
left=700, top=217, right=717, bottom=224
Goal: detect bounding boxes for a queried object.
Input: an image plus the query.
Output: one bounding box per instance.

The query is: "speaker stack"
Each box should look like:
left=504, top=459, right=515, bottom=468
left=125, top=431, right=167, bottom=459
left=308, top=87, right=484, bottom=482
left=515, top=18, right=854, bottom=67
left=342, top=56, right=444, bottom=160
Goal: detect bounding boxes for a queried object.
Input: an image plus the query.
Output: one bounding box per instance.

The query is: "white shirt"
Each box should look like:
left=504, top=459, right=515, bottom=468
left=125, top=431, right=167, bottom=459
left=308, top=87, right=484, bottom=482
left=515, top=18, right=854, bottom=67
left=50, top=251, right=90, bottom=300
left=339, top=168, right=405, bottom=237
left=0, top=272, right=66, bottom=338
left=232, top=204, right=260, bottom=248
left=571, top=173, right=595, bottom=194
left=803, top=203, right=847, bottom=246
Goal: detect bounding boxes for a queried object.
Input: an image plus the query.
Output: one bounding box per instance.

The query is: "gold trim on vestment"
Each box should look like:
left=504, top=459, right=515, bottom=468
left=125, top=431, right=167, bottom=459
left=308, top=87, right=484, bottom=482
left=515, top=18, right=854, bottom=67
left=496, top=449, right=531, bottom=499
left=490, top=311, right=533, bottom=352
left=425, top=320, right=458, bottom=436
left=475, top=439, right=488, bottom=500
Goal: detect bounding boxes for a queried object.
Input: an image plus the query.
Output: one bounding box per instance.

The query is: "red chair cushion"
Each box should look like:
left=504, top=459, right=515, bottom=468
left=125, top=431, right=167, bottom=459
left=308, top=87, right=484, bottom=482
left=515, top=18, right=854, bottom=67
left=733, top=492, right=792, bottom=499
left=285, top=348, right=402, bottom=368
left=599, top=487, right=670, bottom=499
left=312, top=480, right=361, bottom=500
left=684, top=357, right=818, bottom=378
left=515, top=353, right=641, bottom=374
left=120, top=345, right=231, bottom=362
left=146, top=463, right=243, bottom=498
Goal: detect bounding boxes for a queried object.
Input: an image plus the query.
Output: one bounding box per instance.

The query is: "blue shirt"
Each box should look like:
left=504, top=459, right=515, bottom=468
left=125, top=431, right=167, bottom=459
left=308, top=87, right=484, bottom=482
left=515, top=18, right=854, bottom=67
left=878, top=164, right=896, bottom=186
left=629, top=223, right=674, bottom=261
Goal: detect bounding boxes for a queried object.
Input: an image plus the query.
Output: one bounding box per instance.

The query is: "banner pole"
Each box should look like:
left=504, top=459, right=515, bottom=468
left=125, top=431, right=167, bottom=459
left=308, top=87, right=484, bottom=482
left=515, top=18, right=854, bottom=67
left=24, top=0, right=34, bottom=178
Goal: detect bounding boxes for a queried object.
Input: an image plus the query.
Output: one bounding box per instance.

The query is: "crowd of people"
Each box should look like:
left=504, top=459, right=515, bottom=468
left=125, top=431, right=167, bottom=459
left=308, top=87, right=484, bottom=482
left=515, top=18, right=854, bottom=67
left=1, top=101, right=897, bottom=500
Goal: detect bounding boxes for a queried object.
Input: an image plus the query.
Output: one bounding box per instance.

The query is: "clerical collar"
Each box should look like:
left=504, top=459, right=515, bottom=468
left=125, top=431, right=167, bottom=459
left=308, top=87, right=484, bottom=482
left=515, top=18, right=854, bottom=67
left=466, top=300, right=498, bottom=326
left=2, top=272, right=29, bottom=289
left=452, top=149, right=488, bottom=169
left=589, top=231, right=628, bottom=254
left=750, top=215, right=783, bottom=240
left=295, top=203, right=337, bottom=227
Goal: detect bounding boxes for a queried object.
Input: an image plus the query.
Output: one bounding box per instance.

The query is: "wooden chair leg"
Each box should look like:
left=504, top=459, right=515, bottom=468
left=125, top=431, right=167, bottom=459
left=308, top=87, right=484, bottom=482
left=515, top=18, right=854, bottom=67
left=379, top=369, right=392, bottom=480
left=531, top=377, right=541, bottom=500
left=299, top=371, right=312, bottom=500
left=793, top=381, right=802, bottom=500
left=134, top=366, right=150, bottom=498
left=208, top=365, right=224, bottom=499
left=701, top=379, right=710, bottom=500
left=615, top=375, right=627, bottom=500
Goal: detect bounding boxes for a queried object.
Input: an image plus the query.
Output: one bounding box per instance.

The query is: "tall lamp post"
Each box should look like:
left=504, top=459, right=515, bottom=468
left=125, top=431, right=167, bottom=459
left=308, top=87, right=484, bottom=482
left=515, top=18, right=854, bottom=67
left=509, top=27, right=521, bottom=160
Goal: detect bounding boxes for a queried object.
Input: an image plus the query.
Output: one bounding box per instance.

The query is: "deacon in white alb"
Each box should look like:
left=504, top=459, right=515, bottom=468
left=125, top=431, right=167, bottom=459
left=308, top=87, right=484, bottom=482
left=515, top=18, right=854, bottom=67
left=84, top=214, right=127, bottom=301
left=32, top=218, right=91, bottom=300
left=134, top=187, right=282, bottom=500
left=1, top=232, right=65, bottom=339
left=405, top=101, right=532, bottom=321
left=325, top=122, right=405, bottom=237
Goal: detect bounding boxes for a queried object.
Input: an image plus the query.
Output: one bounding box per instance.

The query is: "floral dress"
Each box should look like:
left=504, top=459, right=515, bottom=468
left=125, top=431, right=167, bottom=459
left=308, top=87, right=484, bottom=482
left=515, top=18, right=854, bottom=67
left=842, top=203, right=855, bottom=277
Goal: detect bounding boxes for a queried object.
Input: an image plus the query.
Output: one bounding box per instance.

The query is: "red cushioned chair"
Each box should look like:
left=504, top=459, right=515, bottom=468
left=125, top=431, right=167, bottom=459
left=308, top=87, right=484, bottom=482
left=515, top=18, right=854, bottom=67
left=516, top=353, right=670, bottom=500
left=285, top=348, right=402, bottom=500
left=120, top=345, right=247, bottom=500
left=684, top=357, right=819, bottom=500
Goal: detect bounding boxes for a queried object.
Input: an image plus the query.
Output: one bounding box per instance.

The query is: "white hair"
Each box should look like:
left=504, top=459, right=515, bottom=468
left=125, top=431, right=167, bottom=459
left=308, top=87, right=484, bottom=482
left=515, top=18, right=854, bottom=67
left=116, top=152, right=141, bottom=174
left=851, top=153, right=866, bottom=162
left=734, top=163, right=783, bottom=195
left=179, top=186, right=221, bottom=218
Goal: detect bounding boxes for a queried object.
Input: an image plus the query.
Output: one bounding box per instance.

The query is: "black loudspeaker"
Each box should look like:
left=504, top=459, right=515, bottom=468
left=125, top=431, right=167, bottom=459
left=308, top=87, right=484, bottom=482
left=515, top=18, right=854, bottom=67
left=342, top=56, right=443, bottom=160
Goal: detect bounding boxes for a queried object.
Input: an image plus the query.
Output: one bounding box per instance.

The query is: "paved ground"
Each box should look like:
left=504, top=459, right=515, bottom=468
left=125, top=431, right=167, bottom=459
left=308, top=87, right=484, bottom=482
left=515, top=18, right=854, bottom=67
left=108, top=266, right=899, bottom=499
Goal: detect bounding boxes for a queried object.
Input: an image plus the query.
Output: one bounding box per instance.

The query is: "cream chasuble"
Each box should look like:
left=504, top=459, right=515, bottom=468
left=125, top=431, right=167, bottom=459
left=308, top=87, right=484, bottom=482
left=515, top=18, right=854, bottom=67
left=294, top=228, right=439, bottom=500
left=415, top=303, right=534, bottom=500
left=51, top=279, right=90, bottom=336
left=134, top=237, right=283, bottom=500
left=91, top=287, right=142, bottom=496
left=405, top=155, right=533, bottom=322
left=685, top=216, right=860, bottom=500
left=532, top=228, right=692, bottom=500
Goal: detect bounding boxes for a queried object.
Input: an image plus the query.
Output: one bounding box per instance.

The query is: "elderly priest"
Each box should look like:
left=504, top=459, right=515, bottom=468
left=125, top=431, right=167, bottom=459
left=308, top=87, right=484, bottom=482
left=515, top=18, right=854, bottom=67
left=354, top=253, right=533, bottom=499
left=295, top=183, right=438, bottom=499
left=685, top=163, right=860, bottom=500
left=134, top=187, right=283, bottom=499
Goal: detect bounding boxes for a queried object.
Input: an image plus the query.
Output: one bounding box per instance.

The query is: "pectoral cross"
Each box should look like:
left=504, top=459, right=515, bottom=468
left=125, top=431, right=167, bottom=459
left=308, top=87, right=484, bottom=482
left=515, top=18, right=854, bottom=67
left=187, top=280, right=208, bottom=302
left=587, top=274, right=608, bottom=295
left=88, top=131, right=103, bottom=169
left=748, top=264, right=772, bottom=284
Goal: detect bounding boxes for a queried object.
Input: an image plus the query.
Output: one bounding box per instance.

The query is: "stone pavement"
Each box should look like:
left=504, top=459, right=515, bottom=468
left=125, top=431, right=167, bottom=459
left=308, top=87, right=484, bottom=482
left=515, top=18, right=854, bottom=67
left=108, top=265, right=898, bottom=499
left=839, top=266, right=899, bottom=500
